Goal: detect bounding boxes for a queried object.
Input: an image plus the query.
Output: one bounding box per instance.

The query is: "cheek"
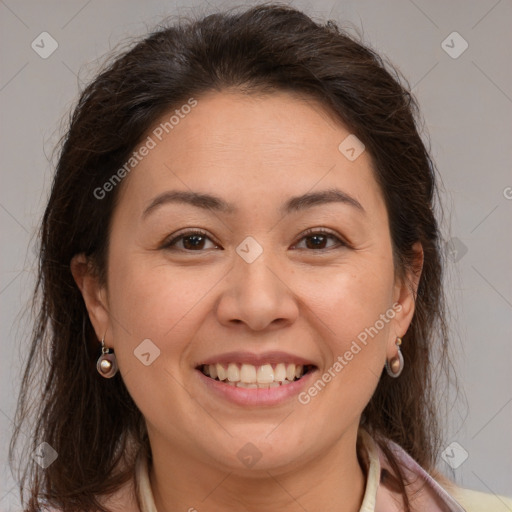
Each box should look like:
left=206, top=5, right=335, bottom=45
left=105, top=260, right=206, bottom=422
left=106, top=257, right=209, bottom=371
left=299, top=257, right=395, bottom=393
left=108, top=252, right=214, bottom=328
left=301, top=257, right=395, bottom=343
left=295, top=266, right=395, bottom=423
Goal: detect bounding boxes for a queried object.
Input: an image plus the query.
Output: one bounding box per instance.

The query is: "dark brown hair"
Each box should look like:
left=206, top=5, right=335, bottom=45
left=10, top=3, right=455, bottom=511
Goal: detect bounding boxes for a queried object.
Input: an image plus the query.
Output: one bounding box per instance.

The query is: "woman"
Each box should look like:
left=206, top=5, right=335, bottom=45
left=9, top=4, right=512, bottom=512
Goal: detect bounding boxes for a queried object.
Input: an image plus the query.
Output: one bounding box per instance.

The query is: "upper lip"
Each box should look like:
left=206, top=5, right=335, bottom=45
left=196, top=351, right=318, bottom=368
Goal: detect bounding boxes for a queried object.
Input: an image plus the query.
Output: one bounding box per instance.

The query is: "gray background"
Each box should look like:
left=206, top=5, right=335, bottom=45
left=1, top=0, right=511, bottom=509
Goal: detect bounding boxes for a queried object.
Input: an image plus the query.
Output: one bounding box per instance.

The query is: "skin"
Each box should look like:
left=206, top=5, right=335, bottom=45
left=72, top=90, right=422, bottom=512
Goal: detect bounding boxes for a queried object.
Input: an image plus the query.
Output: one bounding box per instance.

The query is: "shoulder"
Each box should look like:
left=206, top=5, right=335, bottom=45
left=362, top=430, right=512, bottom=512
left=442, top=481, right=512, bottom=512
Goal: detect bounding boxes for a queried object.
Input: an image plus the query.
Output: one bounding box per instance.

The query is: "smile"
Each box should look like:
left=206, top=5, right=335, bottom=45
left=198, top=363, right=316, bottom=389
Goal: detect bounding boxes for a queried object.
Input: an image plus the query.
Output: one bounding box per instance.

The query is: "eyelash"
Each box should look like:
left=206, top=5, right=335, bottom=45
left=161, top=228, right=348, bottom=252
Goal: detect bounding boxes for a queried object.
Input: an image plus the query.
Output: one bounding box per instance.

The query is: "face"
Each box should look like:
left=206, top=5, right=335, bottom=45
left=74, top=90, right=418, bottom=475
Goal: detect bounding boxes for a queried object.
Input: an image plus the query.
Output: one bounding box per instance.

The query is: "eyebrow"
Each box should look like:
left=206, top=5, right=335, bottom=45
left=142, top=188, right=365, bottom=219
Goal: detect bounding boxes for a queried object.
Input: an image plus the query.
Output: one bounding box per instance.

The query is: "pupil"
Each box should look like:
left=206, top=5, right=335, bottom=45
left=307, top=235, right=326, bottom=249
left=184, top=235, right=204, bottom=250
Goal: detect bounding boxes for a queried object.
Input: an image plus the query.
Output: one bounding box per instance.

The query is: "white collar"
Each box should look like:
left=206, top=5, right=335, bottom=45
left=134, top=429, right=465, bottom=512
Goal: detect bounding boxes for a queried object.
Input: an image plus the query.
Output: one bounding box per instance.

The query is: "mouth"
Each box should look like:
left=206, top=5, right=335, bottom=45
left=197, top=362, right=317, bottom=389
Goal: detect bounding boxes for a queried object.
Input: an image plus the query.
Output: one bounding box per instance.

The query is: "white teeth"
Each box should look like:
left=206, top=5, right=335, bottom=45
left=286, top=364, right=296, bottom=381
left=202, top=362, right=308, bottom=385
left=236, top=382, right=258, bottom=388
left=274, top=363, right=286, bottom=381
left=216, top=364, right=227, bottom=381
left=240, top=363, right=257, bottom=383
left=257, top=364, right=274, bottom=384
left=236, top=381, right=282, bottom=389
left=227, top=363, right=240, bottom=382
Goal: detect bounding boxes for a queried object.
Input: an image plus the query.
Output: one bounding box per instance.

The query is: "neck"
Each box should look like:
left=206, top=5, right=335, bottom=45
left=148, top=427, right=366, bottom=512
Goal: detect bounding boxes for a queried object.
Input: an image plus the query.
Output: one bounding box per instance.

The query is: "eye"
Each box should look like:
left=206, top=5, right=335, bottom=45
left=161, top=228, right=347, bottom=252
left=293, top=228, right=347, bottom=251
left=161, top=229, right=220, bottom=251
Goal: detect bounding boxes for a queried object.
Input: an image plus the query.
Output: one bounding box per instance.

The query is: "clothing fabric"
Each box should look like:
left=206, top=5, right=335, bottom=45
left=134, top=429, right=512, bottom=512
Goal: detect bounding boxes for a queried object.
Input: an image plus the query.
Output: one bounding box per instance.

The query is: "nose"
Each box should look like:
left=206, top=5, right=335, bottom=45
left=215, top=248, right=299, bottom=331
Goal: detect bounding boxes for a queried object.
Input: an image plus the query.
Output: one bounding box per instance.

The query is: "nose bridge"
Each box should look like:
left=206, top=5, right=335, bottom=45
left=216, top=236, right=298, bottom=330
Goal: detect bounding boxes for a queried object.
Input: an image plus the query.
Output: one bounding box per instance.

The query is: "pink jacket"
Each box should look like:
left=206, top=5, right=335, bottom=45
left=359, top=430, right=512, bottom=511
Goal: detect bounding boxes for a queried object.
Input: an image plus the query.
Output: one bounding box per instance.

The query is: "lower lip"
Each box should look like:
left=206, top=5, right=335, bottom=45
left=195, top=368, right=318, bottom=406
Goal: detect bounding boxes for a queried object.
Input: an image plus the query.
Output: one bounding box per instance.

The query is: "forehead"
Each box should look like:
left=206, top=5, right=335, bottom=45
left=114, top=90, right=385, bottom=219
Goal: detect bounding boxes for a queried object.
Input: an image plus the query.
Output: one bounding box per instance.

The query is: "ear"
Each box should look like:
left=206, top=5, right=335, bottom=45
left=390, top=242, right=424, bottom=341
left=70, top=253, right=111, bottom=343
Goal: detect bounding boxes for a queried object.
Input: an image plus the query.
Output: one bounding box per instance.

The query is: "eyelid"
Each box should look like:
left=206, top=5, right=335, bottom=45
left=292, top=227, right=349, bottom=250
left=160, top=227, right=350, bottom=251
left=160, top=228, right=220, bottom=250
